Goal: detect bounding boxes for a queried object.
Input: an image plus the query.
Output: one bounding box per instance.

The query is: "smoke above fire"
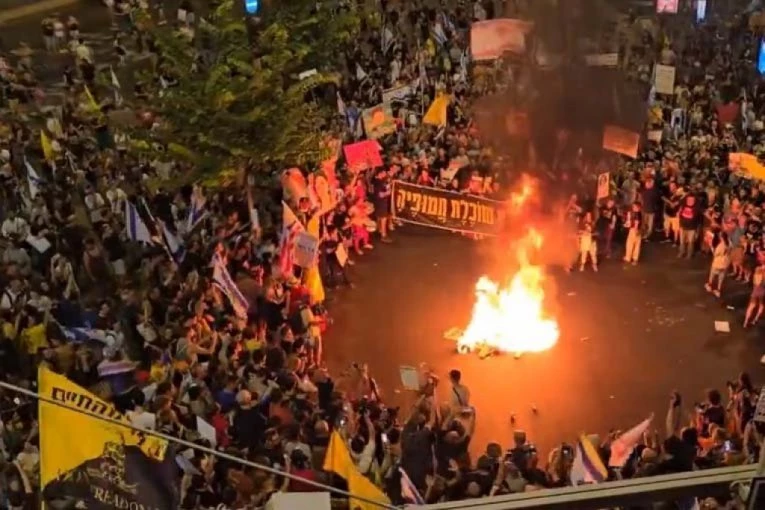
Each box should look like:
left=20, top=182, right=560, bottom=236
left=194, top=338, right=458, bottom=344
left=472, top=0, right=647, bottom=172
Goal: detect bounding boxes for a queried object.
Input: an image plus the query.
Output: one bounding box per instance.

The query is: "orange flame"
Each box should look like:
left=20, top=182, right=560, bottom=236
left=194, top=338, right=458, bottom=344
left=458, top=181, right=560, bottom=355
left=508, top=174, right=537, bottom=211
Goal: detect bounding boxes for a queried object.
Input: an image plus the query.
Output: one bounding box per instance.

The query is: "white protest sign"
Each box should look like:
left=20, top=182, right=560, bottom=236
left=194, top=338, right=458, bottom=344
left=654, top=64, right=676, bottom=95
left=596, top=172, right=610, bottom=200
left=399, top=366, right=420, bottom=391
left=440, top=162, right=461, bottom=183
left=294, top=231, right=320, bottom=268
left=382, top=84, right=413, bottom=104
left=335, top=242, right=348, bottom=267
left=266, top=492, right=331, bottom=510
left=196, top=416, right=217, bottom=447
left=585, top=53, right=618, bottom=67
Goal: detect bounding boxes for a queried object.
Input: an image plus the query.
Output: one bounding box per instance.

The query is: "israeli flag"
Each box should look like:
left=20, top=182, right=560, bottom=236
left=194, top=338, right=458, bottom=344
left=355, top=63, right=368, bottom=81
left=125, top=201, right=152, bottom=244
left=24, top=159, right=43, bottom=199
left=212, top=253, right=249, bottom=319
left=185, top=192, right=208, bottom=234
left=61, top=326, right=119, bottom=347
left=432, top=22, right=448, bottom=47
left=161, top=222, right=186, bottom=263
left=381, top=26, right=394, bottom=54
left=399, top=468, right=425, bottom=504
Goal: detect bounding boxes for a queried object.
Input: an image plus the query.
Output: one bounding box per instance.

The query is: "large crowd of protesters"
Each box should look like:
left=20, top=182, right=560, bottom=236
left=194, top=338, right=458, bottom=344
left=0, top=0, right=763, bottom=509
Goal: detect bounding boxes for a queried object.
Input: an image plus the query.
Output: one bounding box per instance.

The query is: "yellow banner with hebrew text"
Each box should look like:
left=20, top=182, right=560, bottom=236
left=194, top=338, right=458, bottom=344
left=39, top=367, right=177, bottom=509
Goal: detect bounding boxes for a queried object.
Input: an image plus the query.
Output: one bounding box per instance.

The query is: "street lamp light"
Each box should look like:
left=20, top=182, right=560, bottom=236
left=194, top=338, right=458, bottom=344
left=244, top=0, right=260, bottom=15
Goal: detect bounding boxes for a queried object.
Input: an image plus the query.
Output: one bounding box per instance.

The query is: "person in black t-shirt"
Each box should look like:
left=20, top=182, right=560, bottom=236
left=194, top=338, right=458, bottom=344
left=596, top=198, right=618, bottom=258
left=321, top=226, right=351, bottom=288
left=678, top=194, right=702, bottom=259
left=372, top=168, right=393, bottom=243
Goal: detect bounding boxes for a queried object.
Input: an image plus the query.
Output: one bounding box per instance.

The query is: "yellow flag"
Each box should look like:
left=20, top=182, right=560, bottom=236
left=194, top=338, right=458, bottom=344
left=347, top=469, right=391, bottom=510
left=303, top=213, right=326, bottom=302
left=38, top=367, right=167, bottom=490
left=304, top=265, right=325, bottom=304
left=322, top=430, right=354, bottom=480
left=40, top=131, right=54, bottom=162
left=423, top=94, right=450, bottom=126
left=84, top=85, right=100, bottom=112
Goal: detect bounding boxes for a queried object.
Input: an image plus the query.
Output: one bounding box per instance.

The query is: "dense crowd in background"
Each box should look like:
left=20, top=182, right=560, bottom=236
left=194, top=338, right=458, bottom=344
left=0, top=0, right=763, bottom=509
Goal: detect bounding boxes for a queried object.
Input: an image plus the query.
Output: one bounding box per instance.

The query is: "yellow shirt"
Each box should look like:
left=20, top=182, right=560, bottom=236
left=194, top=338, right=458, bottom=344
left=2, top=321, right=16, bottom=340
left=245, top=338, right=264, bottom=352
left=21, top=323, right=48, bottom=354
left=150, top=362, right=169, bottom=383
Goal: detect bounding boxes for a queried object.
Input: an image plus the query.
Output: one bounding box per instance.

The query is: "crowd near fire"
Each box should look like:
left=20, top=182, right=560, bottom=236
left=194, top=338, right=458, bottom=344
left=1, top=0, right=765, bottom=509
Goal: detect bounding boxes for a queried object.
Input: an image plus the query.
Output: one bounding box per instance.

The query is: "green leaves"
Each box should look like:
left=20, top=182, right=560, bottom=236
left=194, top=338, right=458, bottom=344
left=127, top=0, right=357, bottom=186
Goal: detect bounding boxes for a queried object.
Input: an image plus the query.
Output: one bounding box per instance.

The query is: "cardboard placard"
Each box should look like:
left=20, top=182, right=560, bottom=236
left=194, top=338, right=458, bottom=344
left=343, top=140, right=384, bottom=172
left=654, top=64, right=676, bottom=95
left=596, top=172, right=610, bottom=200
left=399, top=366, right=420, bottom=391
left=294, top=231, right=320, bottom=268
left=585, top=53, right=619, bottom=67
left=602, top=125, right=640, bottom=159
left=362, top=103, right=396, bottom=139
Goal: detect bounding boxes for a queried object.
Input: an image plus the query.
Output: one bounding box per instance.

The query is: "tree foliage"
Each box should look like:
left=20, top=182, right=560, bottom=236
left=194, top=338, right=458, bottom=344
left=132, top=0, right=359, bottom=185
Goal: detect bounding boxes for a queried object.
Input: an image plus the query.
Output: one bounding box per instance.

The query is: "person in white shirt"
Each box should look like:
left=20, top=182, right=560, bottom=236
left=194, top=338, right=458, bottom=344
left=2, top=244, right=32, bottom=276
left=448, top=369, right=470, bottom=410
left=53, top=17, right=66, bottom=52
left=1, top=213, right=29, bottom=240
left=473, top=0, right=487, bottom=21
left=705, top=232, right=731, bottom=299
left=126, top=393, right=156, bottom=430
left=0, top=279, right=27, bottom=312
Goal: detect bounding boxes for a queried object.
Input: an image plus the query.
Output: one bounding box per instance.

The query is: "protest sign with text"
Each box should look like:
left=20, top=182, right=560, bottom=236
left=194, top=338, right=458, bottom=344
left=392, top=181, right=503, bottom=235
left=470, top=19, right=533, bottom=61
left=603, top=125, right=640, bottom=159
left=654, top=64, right=676, bottom=95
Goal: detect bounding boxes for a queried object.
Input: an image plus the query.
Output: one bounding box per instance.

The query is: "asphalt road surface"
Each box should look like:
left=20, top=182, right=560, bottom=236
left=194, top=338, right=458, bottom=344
left=324, top=226, right=765, bottom=457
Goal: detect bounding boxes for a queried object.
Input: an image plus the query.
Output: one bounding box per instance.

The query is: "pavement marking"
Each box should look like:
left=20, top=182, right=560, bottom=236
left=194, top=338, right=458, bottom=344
left=0, top=0, right=82, bottom=24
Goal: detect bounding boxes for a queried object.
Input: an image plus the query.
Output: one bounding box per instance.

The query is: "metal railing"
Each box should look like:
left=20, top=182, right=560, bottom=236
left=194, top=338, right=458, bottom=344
left=415, top=464, right=757, bottom=510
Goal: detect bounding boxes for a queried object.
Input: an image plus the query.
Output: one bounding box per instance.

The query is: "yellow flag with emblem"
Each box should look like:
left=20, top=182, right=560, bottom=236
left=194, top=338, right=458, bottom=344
left=38, top=367, right=178, bottom=508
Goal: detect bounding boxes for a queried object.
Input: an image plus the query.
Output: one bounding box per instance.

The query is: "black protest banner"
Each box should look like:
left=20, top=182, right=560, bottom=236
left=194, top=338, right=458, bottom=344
left=392, top=181, right=502, bottom=235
